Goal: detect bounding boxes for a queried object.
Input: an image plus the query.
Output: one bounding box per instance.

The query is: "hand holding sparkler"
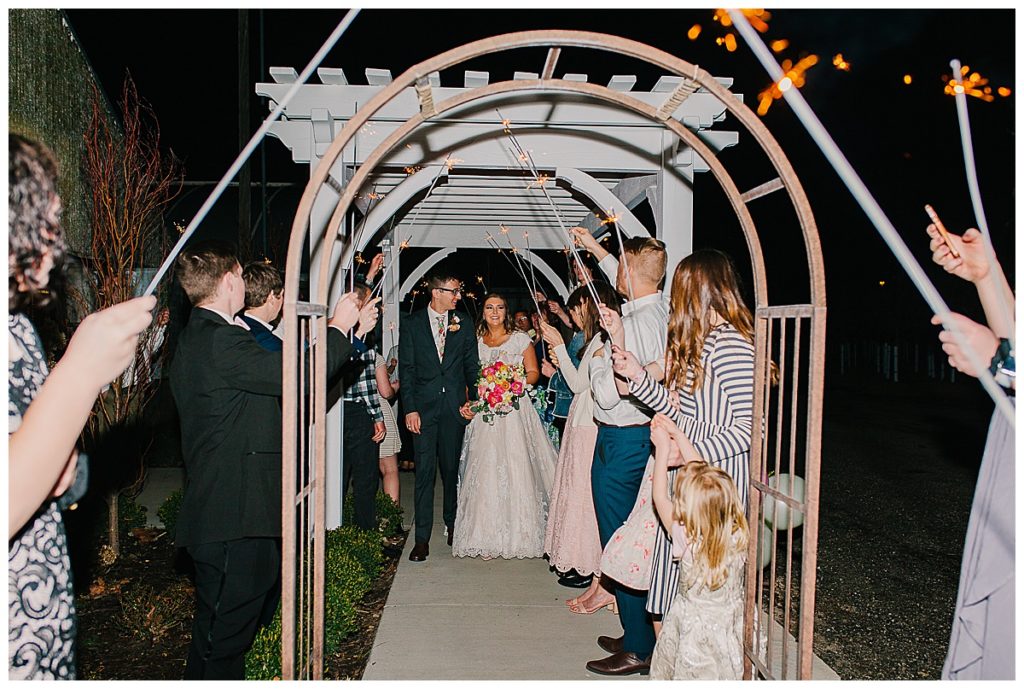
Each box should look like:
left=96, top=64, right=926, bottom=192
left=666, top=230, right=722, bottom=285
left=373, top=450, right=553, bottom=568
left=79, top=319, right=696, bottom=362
left=354, top=296, right=382, bottom=339
left=611, top=344, right=645, bottom=382
left=366, top=252, right=385, bottom=282
left=598, top=304, right=624, bottom=346
left=538, top=320, right=564, bottom=348
left=930, top=312, right=1001, bottom=379
left=328, top=292, right=364, bottom=332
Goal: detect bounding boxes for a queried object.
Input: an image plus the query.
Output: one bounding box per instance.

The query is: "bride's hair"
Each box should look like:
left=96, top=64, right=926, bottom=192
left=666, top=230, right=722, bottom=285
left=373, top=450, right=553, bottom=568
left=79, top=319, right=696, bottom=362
left=475, top=292, right=515, bottom=337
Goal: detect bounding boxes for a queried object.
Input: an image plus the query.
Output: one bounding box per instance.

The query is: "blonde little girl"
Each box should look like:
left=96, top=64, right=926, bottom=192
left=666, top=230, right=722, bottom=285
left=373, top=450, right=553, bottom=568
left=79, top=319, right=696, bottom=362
left=648, top=413, right=748, bottom=680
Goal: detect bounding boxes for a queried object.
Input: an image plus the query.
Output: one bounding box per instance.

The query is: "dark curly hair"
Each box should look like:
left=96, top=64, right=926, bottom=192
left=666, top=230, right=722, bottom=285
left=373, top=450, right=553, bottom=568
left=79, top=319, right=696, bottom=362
left=9, top=133, right=65, bottom=312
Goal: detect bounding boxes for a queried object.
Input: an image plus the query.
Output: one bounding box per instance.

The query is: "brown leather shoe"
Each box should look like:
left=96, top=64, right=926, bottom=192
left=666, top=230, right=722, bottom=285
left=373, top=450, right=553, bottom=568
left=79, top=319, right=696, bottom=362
left=409, top=541, right=429, bottom=562
left=585, top=651, right=650, bottom=676
left=597, top=634, right=624, bottom=654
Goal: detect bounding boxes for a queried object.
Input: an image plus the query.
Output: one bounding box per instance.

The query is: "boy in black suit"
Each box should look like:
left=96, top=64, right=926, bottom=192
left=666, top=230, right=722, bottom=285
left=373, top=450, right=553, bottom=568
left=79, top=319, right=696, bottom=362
left=169, top=241, right=374, bottom=680
left=240, top=261, right=284, bottom=352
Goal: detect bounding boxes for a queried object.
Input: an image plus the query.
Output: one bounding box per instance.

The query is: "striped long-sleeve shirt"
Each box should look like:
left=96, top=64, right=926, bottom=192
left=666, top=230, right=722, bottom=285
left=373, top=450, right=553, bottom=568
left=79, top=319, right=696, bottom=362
left=629, top=323, right=755, bottom=507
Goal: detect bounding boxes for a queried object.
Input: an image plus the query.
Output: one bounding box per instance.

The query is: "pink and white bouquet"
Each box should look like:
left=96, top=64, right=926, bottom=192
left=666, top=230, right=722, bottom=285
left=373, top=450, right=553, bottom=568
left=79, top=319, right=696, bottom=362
left=470, top=359, right=528, bottom=424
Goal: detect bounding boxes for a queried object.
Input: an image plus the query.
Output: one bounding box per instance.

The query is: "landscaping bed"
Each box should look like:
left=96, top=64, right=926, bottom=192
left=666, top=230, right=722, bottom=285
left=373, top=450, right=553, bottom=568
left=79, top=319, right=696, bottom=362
left=75, top=493, right=404, bottom=680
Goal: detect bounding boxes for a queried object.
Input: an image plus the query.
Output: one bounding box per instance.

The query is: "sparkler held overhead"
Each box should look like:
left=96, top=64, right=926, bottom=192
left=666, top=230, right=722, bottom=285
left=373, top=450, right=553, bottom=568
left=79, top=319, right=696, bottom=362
left=495, top=108, right=609, bottom=330
left=143, top=9, right=361, bottom=297
left=729, top=8, right=1015, bottom=427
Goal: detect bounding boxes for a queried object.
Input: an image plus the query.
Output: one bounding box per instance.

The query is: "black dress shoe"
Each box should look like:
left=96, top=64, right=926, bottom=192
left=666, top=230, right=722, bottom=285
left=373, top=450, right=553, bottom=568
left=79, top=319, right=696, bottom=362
left=557, top=574, right=594, bottom=589
left=446, top=529, right=454, bottom=547
left=409, top=542, right=429, bottom=562
left=597, top=634, right=624, bottom=654
left=585, top=651, right=650, bottom=676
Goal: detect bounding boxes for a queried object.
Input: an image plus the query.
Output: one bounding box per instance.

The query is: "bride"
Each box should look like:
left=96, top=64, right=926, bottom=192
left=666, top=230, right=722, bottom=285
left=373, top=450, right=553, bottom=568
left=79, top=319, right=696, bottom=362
left=452, top=292, right=558, bottom=560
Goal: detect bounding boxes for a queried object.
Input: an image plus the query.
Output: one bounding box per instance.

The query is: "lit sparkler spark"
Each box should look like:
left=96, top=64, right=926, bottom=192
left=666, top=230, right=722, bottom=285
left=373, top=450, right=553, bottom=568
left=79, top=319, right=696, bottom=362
left=388, top=321, right=396, bottom=331
left=716, top=33, right=738, bottom=52
left=756, top=54, right=819, bottom=116
left=832, top=53, right=851, bottom=71
left=903, top=74, right=913, bottom=85
left=263, top=257, right=272, bottom=265
left=354, top=254, right=367, bottom=264
left=688, top=24, right=701, bottom=40
left=398, top=239, right=410, bottom=251
left=713, top=8, right=770, bottom=32
left=943, top=66, right=1003, bottom=103
left=599, top=209, right=621, bottom=226
left=403, top=165, right=422, bottom=175
left=499, top=225, right=510, bottom=234
left=770, top=39, right=789, bottom=53
left=366, top=191, right=384, bottom=201
left=500, top=117, right=512, bottom=132
left=527, top=174, right=549, bottom=189
left=445, top=156, right=463, bottom=171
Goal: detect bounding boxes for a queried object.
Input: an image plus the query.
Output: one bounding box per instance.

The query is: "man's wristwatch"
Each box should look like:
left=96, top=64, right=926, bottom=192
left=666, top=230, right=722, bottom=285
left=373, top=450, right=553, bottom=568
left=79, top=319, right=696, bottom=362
left=989, top=338, right=1015, bottom=389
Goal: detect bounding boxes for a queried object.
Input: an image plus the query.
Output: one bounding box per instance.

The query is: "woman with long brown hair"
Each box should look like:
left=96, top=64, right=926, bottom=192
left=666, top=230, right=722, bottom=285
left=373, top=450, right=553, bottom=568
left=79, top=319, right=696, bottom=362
left=611, top=249, right=755, bottom=628
left=539, top=281, right=622, bottom=613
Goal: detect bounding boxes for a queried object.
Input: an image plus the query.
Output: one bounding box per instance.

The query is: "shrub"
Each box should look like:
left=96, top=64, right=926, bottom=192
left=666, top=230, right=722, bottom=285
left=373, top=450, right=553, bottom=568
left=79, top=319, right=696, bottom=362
left=118, top=496, right=147, bottom=541
left=342, top=490, right=405, bottom=537
left=244, top=514, right=388, bottom=679
left=157, top=489, right=183, bottom=538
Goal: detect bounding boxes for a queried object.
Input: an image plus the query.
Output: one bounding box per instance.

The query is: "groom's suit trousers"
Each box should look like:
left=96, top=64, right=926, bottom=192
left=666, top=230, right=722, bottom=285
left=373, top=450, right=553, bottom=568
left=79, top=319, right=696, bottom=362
left=413, top=408, right=466, bottom=543
left=592, top=424, right=656, bottom=659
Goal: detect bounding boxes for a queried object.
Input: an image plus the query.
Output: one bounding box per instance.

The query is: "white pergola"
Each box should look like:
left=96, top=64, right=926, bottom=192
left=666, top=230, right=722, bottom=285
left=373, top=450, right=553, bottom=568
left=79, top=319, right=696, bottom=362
left=257, top=65, right=741, bottom=527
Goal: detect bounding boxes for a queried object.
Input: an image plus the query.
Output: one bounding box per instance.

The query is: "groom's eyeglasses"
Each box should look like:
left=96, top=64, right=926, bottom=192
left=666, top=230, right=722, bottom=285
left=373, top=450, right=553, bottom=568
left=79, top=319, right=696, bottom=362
left=434, top=287, right=462, bottom=296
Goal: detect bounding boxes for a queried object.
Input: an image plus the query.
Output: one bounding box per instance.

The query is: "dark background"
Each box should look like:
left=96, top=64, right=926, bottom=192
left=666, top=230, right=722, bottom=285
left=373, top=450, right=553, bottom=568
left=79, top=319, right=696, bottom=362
left=65, top=8, right=1015, bottom=341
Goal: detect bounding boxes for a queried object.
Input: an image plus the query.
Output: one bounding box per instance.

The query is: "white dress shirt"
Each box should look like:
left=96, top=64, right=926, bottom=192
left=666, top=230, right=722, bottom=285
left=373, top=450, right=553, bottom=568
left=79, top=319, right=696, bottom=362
left=243, top=311, right=283, bottom=340
left=589, top=255, right=669, bottom=426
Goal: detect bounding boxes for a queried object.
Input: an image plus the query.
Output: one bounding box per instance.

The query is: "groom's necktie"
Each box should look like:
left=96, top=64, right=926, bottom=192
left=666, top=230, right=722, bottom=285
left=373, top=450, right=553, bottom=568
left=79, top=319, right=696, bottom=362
left=435, top=315, right=447, bottom=359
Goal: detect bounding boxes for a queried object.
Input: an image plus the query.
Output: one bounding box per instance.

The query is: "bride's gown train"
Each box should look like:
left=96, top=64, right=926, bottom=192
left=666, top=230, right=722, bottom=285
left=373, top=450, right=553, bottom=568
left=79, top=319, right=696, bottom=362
left=452, top=331, right=557, bottom=559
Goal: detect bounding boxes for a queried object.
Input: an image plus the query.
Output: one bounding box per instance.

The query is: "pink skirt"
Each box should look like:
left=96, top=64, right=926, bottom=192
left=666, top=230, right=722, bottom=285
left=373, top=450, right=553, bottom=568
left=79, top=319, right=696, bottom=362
left=543, top=417, right=601, bottom=576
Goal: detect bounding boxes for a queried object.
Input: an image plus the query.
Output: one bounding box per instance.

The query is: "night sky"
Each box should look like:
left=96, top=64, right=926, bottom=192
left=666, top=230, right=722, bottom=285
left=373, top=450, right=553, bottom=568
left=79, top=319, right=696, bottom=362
left=64, top=8, right=1015, bottom=344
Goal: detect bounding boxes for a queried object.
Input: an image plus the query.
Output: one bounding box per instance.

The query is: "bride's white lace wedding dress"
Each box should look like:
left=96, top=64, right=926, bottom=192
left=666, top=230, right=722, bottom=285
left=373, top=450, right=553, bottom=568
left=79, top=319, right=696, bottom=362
left=452, top=331, right=558, bottom=559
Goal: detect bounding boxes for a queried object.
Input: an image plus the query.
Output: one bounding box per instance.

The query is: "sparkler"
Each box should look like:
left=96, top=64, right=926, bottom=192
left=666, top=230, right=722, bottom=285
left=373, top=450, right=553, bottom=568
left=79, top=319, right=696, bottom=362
left=495, top=109, right=609, bottom=330
left=367, top=238, right=410, bottom=300
left=522, top=231, right=544, bottom=300
left=756, top=54, right=819, bottom=116
left=948, top=58, right=1014, bottom=347
left=143, top=9, right=361, bottom=296
left=490, top=227, right=542, bottom=315
left=729, top=9, right=1015, bottom=428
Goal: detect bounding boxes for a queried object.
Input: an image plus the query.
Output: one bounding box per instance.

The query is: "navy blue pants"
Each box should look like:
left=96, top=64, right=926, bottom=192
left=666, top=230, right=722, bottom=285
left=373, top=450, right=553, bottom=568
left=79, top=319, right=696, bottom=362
left=591, top=424, right=656, bottom=658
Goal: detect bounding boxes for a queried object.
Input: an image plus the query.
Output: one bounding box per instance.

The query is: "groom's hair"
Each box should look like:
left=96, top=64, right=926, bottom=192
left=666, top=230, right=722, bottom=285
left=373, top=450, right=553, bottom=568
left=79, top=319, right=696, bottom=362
left=427, top=271, right=460, bottom=290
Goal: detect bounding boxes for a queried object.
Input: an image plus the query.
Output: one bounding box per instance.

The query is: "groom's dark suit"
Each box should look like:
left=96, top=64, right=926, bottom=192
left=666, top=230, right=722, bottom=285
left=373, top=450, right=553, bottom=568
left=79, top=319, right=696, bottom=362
left=399, top=308, right=479, bottom=545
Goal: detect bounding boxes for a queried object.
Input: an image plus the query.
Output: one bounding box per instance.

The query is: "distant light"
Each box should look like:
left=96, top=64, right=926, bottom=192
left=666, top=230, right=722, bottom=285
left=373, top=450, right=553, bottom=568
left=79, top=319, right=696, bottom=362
left=832, top=53, right=851, bottom=71
left=903, top=74, right=913, bottom=85
left=778, top=77, right=793, bottom=92
left=770, top=39, right=789, bottom=53
left=998, top=86, right=1012, bottom=97
left=878, top=281, right=886, bottom=287
left=688, top=24, right=701, bottom=40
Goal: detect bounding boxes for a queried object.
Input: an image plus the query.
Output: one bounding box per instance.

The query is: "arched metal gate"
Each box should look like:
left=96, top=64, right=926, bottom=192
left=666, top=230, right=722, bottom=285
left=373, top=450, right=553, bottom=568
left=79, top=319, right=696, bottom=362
left=280, top=30, right=826, bottom=680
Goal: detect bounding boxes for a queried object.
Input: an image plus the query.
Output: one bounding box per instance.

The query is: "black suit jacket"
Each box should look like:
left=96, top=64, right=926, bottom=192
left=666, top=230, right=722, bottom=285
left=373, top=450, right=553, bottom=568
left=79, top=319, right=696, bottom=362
left=169, top=308, right=352, bottom=546
left=398, top=309, right=479, bottom=423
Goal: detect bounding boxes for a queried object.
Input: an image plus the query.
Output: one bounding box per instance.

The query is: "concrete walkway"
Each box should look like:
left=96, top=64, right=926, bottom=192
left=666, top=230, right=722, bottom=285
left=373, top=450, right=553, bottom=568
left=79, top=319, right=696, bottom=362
left=364, top=471, right=840, bottom=680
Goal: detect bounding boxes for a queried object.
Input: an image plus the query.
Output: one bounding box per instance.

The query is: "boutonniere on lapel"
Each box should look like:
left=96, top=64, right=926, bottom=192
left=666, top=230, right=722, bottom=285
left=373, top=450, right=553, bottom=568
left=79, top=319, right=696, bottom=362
left=448, top=315, right=461, bottom=332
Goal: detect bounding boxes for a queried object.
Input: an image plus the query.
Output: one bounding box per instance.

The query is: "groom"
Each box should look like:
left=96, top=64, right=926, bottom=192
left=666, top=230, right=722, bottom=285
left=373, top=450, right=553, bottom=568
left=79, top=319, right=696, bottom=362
left=399, top=272, right=479, bottom=562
